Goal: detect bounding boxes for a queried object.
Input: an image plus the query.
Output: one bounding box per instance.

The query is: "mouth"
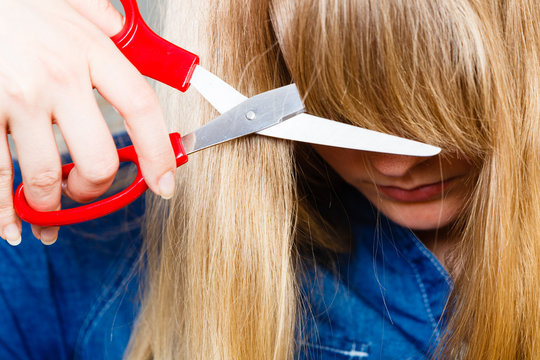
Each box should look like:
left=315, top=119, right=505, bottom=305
left=376, top=177, right=459, bottom=203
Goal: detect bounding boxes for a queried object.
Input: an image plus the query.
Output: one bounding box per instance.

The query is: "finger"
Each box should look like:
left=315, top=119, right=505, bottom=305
left=88, top=41, right=177, bottom=199
left=67, top=0, right=124, bottom=37
left=30, top=215, right=60, bottom=244
left=0, top=125, right=21, bottom=246
left=30, top=214, right=60, bottom=245
left=40, top=225, right=61, bottom=245
left=10, top=113, right=62, bottom=245
left=9, top=114, right=62, bottom=214
left=53, top=85, right=119, bottom=203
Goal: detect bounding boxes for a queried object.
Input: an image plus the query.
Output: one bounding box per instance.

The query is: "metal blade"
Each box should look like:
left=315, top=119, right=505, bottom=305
left=257, top=113, right=441, bottom=156
left=189, top=66, right=441, bottom=156
left=182, top=85, right=304, bottom=154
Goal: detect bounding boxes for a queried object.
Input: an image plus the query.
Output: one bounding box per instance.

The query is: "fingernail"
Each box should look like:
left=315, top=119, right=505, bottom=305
left=4, top=224, right=21, bottom=246
left=158, top=171, right=175, bottom=200
left=41, top=227, right=59, bottom=245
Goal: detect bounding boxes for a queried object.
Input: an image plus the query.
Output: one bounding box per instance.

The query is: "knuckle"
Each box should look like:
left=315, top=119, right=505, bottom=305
left=0, top=171, right=15, bottom=216
left=38, top=52, right=82, bottom=88
left=28, top=169, right=62, bottom=193
left=25, top=169, right=62, bottom=209
left=0, top=166, right=13, bottom=185
left=1, top=76, right=39, bottom=106
left=126, top=88, right=160, bottom=118
left=137, top=144, right=175, bottom=167
left=0, top=62, right=79, bottom=108
left=68, top=0, right=116, bottom=15
left=95, top=0, right=118, bottom=16
left=0, top=199, right=15, bottom=217
left=44, top=62, right=79, bottom=87
left=80, top=157, right=119, bottom=186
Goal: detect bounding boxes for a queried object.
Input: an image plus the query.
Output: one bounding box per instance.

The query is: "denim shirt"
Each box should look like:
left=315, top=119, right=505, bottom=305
left=299, top=189, right=452, bottom=359
left=0, top=134, right=452, bottom=360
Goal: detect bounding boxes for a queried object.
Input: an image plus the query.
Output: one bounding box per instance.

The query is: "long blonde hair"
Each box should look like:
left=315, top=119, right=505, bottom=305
left=126, top=0, right=540, bottom=359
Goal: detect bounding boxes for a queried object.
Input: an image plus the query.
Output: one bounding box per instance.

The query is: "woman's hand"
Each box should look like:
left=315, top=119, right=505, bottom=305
left=0, top=0, right=176, bottom=245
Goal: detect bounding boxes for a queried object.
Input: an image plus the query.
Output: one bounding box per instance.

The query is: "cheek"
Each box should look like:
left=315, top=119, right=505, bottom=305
left=312, top=146, right=369, bottom=184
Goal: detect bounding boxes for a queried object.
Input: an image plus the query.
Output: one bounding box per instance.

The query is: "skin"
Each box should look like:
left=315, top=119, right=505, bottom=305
left=313, top=145, right=473, bottom=264
left=0, top=0, right=177, bottom=246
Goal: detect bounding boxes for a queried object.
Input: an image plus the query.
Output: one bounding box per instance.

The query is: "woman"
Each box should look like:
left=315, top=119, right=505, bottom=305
left=0, top=0, right=538, bottom=359
left=127, top=0, right=538, bottom=358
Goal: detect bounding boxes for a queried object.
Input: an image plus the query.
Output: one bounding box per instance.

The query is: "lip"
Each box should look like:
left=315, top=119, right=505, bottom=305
left=376, top=177, right=458, bottom=203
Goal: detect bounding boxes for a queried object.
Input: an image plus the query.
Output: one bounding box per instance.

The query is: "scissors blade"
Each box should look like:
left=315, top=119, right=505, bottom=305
left=181, top=84, right=304, bottom=154
left=258, top=114, right=441, bottom=156
left=189, top=66, right=441, bottom=157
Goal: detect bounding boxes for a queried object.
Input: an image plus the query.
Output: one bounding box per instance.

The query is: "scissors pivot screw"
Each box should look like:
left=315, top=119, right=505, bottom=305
left=245, top=111, right=257, bottom=121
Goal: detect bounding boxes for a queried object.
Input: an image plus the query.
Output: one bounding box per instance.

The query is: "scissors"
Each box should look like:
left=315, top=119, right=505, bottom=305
left=13, top=0, right=441, bottom=227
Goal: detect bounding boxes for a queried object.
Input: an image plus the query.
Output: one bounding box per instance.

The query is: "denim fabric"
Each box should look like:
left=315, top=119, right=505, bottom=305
left=299, top=190, right=452, bottom=359
left=0, top=135, right=144, bottom=360
left=0, top=133, right=452, bottom=359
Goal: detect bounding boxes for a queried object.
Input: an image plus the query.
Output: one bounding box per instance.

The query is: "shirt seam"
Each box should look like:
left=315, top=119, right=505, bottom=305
left=410, top=235, right=453, bottom=287
left=302, top=341, right=370, bottom=358
left=398, top=227, right=453, bottom=288
left=409, top=261, right=441, bottom=341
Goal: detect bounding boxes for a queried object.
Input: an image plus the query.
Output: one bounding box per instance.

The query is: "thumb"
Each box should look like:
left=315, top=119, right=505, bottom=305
left=67, top=0, right=124, bottom=37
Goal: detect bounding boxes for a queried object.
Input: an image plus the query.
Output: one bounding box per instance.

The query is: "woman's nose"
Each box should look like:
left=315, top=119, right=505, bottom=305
left=368, top=153, right=430, bottom=177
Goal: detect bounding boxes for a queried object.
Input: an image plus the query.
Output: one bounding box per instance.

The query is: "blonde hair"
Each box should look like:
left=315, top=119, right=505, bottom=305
left=126, top=0, right=540, bottom=359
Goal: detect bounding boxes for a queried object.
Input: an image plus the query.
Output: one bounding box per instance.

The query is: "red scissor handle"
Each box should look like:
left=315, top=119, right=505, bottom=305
left=13, top=1, right=197, bottom=226
left=111, top=0, right=199, bottom=92
left=13, top=133, right=188, bottom=226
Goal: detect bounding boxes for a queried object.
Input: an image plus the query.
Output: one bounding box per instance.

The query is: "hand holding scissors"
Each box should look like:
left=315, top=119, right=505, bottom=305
left=0, top=0, right=180, bottom=245
left=13, top=0, right=440, bottom=227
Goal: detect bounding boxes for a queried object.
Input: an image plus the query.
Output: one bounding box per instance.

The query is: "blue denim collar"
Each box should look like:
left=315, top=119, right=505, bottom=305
left=342, top=188, right=452, bottom=352
left=301, top=186, right=453, bottom=358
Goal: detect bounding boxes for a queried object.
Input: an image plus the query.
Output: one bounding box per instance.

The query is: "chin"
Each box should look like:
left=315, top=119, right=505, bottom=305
left=368, top=196, right=464, bottom=231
